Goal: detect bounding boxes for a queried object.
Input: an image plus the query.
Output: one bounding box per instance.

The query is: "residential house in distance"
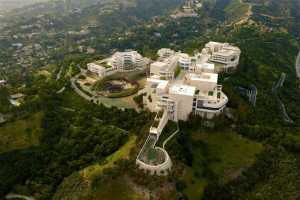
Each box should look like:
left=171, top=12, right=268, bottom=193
left=170, top=0, right=201, bottom=19
left=87, top=50, right=148, bottom=77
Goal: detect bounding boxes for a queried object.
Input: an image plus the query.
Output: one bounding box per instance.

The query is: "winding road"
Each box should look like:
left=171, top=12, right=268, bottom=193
left=296, top=52, right=300, bottom=79
left=249, top=85, right=257, bottom=107
left=272, top=73, right=294, bottom=123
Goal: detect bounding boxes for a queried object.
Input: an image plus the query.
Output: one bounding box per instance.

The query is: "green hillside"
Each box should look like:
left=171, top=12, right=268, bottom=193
left=0, top=0, right=300, bottom=199
left=0, top=112, right=43, bottom=153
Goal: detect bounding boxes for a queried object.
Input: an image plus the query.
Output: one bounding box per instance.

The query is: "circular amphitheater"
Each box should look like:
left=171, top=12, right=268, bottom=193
left=94, top=77, right=139, bottom=98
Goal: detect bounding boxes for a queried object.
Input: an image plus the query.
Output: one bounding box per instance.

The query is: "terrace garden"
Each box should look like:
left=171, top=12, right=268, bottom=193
left=95, top=61, right=112, bottom=68
left=138, top=135, right=166, bottom=166
left=93, top=77, right=139, bottom=98
left=91, top=70, right=146, bottom=99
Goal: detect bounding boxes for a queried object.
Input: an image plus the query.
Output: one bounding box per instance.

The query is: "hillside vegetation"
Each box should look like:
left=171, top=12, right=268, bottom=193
left=0, top=0, right=300, bottom=199
left=0, top=112, right=43, bottom=153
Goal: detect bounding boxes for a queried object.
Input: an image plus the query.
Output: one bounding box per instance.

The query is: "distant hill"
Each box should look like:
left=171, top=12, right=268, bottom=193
left=0, top=0, right=48, bottom=13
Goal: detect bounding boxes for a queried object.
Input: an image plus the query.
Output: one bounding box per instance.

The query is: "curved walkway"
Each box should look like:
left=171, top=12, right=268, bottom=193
left=70, top=75, right=93, bottom=102
left=136, top=122, right=179, bottom=176
left=162, top=124, right=180, bottom=149
left=5, top=194, right=35, bottom=200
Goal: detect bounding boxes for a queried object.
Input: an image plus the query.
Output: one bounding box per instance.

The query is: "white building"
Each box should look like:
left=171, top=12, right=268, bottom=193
left=178, top=53, right=192, bottom=70
left=87, top=50, right=147, bottom=77
left=202, top=42, right=241, bottom=72
left=150, top=54, right=179, bottom=80
left=157, top=48, right=176, bottom=60
left=87, top=63, right=108, bottom=77
left=136, top=42, right=239, bottom=176
left=111, top=50, right=146, bottom=71
left=192, top=63, right=215, bottom=73
left=144, top=71, right=228, bottom=121
left=150, top=62, right=169, bottom=78
left=143, top=44, right=237, bottom=121
left=154, top=42, right=240, bottom=75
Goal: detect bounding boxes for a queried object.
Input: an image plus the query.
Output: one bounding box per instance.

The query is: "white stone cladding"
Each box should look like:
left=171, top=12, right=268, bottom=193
left=87, top=63, right=107, bottom=77
left=143, top=42, right=239, bottom=122
left=136, top=42, right=239, bottom=176
left=203, top=42, right=241, bottom=72
left=111, top=51, right=146, bottom=71
left=87, top=50, right=147, bottom=77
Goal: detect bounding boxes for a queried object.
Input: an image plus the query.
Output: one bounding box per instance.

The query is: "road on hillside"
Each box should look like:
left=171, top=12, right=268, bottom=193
left=249, top=85, right=257, bottom=107
left=272, top=73, right=294, bottom=123
left=296, top=52, right=300, bottom=79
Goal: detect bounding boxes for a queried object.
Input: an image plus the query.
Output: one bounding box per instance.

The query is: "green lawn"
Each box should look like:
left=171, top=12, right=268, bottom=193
left=183, top=131, right=263, bottom=200
left=0, top=112, right=43, bottom=153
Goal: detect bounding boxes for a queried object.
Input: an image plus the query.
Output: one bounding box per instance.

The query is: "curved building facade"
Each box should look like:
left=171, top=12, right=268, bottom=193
left=111, top=51, right=146, bottom=71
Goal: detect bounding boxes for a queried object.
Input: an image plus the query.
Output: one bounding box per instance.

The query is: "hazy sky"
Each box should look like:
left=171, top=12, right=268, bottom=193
left=0, top=0, right=49, bottom=12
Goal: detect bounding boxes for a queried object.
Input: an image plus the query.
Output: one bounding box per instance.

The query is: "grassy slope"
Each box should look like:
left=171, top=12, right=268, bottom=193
left=53, top=135, right=140, bottom=200
left=81, top=135, right=137, bottom=180
left=0, top=112, right=43, bottom=153
left=183, top=131, right=263, bottom=200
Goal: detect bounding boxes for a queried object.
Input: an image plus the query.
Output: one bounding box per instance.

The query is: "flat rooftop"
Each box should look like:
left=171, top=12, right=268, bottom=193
left=88, top=63, right=106, bottom=70
left=147, top=78, right=169, bottom=84
left=187, top=72, right=218, bottom=83
left=213, top=49, right=237, bottom=56
left=147, top=78, right=169, bottom=89
left=206, top=41, right=223, bottom=46
left=151, top=61, right=167, bottom=68
left=196, top=62, right=215, bottom=70
left=169, top=84, right=196, bottom=96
